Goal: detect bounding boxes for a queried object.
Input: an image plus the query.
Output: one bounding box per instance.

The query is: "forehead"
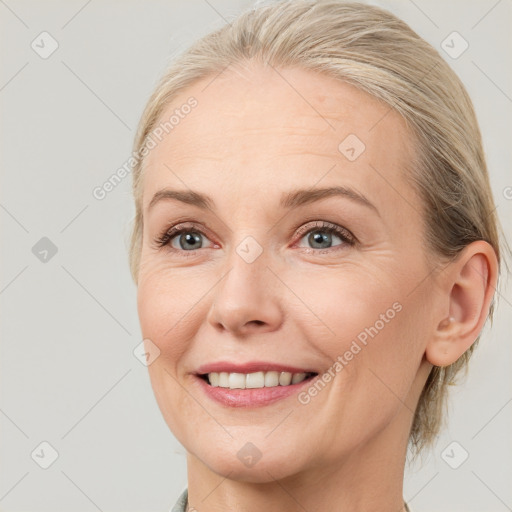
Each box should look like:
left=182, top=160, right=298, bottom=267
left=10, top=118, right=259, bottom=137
left=142, top=64, right=417, bottom=215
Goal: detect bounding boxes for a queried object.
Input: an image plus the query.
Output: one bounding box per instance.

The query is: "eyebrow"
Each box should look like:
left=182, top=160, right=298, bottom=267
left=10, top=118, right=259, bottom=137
left=148, top=186, right=379, bottom=215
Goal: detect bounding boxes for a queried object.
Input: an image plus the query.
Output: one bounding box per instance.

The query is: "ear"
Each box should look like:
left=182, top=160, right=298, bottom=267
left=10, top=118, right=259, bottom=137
left=425, top=240, right=499, bottom=367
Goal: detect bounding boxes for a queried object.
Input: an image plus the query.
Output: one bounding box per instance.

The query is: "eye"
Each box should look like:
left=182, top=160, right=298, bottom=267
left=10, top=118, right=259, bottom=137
left=295, top=221, right=355, bottom=251
left=153, top=223, right=214, bottom=252
left=153, top=220, right=355, bottom=255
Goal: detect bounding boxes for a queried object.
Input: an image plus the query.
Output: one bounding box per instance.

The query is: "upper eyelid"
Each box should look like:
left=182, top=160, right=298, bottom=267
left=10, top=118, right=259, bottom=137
left=295, top=220, right=352, bottom=236
left=165, top=220, right=346, bottom=236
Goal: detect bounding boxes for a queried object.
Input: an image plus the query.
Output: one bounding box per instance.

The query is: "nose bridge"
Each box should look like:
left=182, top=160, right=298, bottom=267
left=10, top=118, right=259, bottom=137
left=207, top=231, right=283, bottom=334
left=230, top=233, right=270, bottom=292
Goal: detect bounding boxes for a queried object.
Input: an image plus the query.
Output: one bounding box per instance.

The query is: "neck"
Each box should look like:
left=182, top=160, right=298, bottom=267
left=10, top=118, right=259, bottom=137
left=185, top=404, right=412, bottom=512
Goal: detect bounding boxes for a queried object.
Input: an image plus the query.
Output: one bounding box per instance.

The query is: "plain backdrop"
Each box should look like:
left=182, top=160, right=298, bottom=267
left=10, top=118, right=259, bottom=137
left=1, top=1, right=511, bottom=511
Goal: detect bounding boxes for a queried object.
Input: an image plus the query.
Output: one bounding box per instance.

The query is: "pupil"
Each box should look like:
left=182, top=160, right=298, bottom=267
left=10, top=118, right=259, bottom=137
left=309, top=231, right=331, bottom=248
left=181, top=232, right=201, bottom=250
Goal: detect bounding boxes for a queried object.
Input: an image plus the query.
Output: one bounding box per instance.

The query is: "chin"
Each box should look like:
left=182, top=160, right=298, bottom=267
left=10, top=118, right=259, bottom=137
left=190, top=442, right=309, bottom=483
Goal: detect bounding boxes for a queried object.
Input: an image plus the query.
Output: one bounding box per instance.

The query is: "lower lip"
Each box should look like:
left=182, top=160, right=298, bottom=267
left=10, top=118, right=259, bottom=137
left=193, top=374, right=318, bottom=407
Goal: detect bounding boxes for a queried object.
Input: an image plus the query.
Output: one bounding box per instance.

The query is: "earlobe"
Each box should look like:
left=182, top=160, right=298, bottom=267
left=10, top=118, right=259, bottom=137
left=425, top=241, right=498, bottom=368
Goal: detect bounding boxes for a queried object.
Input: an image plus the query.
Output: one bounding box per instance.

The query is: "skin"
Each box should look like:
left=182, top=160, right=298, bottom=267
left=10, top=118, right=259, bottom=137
left=136, top=64, right=498, bottom=512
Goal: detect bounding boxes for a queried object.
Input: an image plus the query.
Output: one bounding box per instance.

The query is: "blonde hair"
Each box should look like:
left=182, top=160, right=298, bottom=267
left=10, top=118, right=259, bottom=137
left=129, top=0, right=506, bottom=454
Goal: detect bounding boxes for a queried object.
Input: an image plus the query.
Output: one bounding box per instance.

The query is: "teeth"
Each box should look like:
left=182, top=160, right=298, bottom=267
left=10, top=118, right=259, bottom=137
left=279, top=372, right=292, bottom=386
left=209, top=372, right=220, bottom=386
left=206, top=371, right=312, bottom=389
left=264, top=371, right=279, bottom=387
left=228, top=372, right=246, bottom=389
left=292, top=372, right=307, bottom=384
left=219, top=372, right=229, bottom=387
left=247, top=371, right=266, bottom=388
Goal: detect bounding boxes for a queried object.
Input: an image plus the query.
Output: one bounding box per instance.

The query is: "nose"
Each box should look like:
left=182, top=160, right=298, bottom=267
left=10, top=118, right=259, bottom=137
left=206, top=248, right=284, bottom=336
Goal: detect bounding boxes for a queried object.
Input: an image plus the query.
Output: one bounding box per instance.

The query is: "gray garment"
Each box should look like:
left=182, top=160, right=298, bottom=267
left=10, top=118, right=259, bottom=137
left=170, top=488, right=411, bottom=511
left=170, top=488, right=188, bottom=512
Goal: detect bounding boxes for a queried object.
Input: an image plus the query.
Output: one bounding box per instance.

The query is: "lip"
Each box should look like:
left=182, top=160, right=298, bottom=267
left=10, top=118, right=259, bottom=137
left=192, top=373, right=318, bottom=408
left=195, top=361, right=317, bottom=375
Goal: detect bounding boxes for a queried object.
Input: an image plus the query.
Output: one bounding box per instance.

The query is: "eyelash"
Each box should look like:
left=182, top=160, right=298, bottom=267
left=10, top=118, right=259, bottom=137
left=153, top=220, right=356, bottom=256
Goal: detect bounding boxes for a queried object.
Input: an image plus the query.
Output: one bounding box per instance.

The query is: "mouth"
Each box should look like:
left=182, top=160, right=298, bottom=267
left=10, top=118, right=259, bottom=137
left=192, top=361, right=320, bottom=407
left=197, top=371, right=318, bottom=389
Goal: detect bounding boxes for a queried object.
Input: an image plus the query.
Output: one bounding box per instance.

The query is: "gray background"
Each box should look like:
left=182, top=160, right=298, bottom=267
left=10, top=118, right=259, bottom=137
left=0, top=0, right=511, bottom=511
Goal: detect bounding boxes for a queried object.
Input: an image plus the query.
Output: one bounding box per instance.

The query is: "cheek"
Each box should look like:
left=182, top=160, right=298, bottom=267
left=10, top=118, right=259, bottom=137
left=289, top=263, right=405, bottom=350
left=137, top=263, right=185, bottom=369
left=137, top=260, right=221, bottom=373
left=137, top=267, right=207, bottom=443
left=137, top=258, right=204, bottom=336
left=291, top=264, right=428, bottom=404
left=288, top=270, right=428, bottom=453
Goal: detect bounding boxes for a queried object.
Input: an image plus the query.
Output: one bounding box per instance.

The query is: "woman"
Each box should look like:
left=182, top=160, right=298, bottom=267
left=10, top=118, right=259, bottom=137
left=128, top=1, right=504, bottom=510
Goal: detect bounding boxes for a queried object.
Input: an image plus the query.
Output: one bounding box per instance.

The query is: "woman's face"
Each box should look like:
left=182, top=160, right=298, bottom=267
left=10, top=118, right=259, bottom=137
left=137, top=65, right=437, bottom=481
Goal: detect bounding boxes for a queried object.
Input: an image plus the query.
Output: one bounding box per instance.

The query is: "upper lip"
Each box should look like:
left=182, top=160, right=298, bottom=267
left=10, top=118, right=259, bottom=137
left=195, top=361, right=318, bottom=375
